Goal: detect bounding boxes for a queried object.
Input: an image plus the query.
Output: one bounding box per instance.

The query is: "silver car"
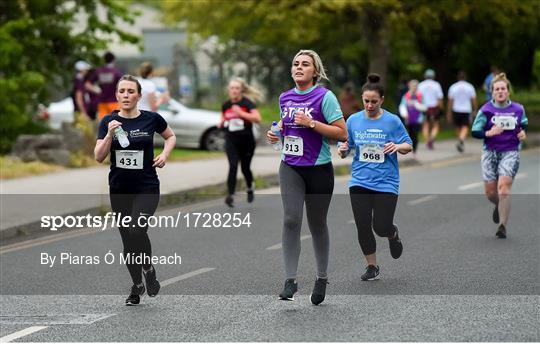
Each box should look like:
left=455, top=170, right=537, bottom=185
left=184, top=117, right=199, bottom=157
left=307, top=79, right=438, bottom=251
left=38, top=97, right=259, bottom=151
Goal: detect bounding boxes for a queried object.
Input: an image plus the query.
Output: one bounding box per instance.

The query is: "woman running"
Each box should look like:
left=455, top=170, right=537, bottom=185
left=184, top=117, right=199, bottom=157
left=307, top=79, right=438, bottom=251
left=399, top=79, right=426, bottom=158
left=221, top=78, right=262, bottom=207
left=267, top=50, right=347, bottom=305
left=137, top=62, right=168, bottom=112
left=471, top=73, right=528, bottom=238
left=94, top=75, right=176, bottom=305
left=339, top=73, right=412, bottom=281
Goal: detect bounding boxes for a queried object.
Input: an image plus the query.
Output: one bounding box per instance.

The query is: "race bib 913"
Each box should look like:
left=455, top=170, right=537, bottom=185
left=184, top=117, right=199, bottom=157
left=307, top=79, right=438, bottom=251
left=283, top=136, right=303, bottom=156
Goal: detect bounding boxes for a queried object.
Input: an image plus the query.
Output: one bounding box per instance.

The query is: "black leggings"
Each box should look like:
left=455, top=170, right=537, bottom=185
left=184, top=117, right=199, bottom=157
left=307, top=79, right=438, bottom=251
left=225, top=134, right=255, bottom=195
left=407, top=123, right=421, bottom=153
left=349, top=186, right=398, bottom=256
left=110, top=186, right=160, bottom=285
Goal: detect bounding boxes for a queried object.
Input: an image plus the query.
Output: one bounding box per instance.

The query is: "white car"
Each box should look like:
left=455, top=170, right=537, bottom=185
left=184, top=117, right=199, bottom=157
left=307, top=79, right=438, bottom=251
left=38, top=97, right=259, bottom=151
left=155, top=99, right=225, bottom=151
left=37, top=97, right=75, bottom=131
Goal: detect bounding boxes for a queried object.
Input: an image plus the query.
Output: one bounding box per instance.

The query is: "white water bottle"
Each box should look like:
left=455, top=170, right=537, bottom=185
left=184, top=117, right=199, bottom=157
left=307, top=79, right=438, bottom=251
left=337, top=141, right=348, bottom=158
left=114, top=127, right=130, bottom=148
left=270, top=121, right=282, bottom=151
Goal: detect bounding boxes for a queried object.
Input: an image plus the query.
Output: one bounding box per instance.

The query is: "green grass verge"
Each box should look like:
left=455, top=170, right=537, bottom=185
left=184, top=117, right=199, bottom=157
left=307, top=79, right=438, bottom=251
left=195, top=87, right=540, bottom=130
left=513, top=89, right=540, bottom=131
left=513, top=89, right=540, bottom=114
left=258, top=103, right=281, bottom=125
left=0, top=156, right=65, bottom=179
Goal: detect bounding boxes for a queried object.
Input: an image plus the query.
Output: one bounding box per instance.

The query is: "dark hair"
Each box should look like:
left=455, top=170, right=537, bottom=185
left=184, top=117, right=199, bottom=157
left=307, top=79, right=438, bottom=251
left=458, top=70, right=467, bottom=80
left=361, top=73, right=384, bottom=97
left=343, top=81, right=355, bottom=93
left=116, top=74, right=142, bottom=94
left=83, top=68, right=95, bottom=82
left=104, top=52, right=115, bottom=64
left=139, top=62, right=153, bottom=79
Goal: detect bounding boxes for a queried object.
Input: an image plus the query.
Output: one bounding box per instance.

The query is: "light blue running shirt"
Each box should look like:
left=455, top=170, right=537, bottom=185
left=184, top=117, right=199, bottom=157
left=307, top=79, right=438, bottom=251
left=346, top=110, right=412, bottom=194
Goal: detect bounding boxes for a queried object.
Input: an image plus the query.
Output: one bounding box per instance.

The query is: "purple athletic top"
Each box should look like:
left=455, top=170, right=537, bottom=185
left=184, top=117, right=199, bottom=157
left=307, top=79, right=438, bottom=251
left=405, top=91, right=423, bottom=125
left=89, top=64, right=122, bottom=103
left=280, top=86, right=328, bottom=166
left=480, top=101, right=524, bottom=151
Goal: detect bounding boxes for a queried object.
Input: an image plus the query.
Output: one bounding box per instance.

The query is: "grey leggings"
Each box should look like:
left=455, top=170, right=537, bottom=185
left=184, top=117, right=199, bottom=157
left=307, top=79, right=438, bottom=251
left=279, top=161, right=334, bottom=279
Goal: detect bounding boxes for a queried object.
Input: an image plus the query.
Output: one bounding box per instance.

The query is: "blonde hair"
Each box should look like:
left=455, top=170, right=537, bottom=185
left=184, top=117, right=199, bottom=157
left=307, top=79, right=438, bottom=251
left=490, top=72, right=511, bottom=92
left=139, top=62, right=153, bottom=79
left=292, top=49, right=329, bottom=84
left=229, top=77, right=263, bottom=103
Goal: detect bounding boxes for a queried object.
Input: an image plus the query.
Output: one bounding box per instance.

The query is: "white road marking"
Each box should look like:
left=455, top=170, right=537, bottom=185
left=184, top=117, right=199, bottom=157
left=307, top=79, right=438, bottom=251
left=514, top=173, right=527, bottom=180
left=0, top=326, right=48, bottom=342
left=0, top=229, right=101, bottom=255
left=0, top=314, right=114, bottom=325
left=161, top=267, right=215, bottom=287
left=458, top=181, right=484, bottom=190
left=428, top=155, right=478, bottom=169
left=266, top=235, right=311, bottom=251
left=407, top=195, right=438, bottom=205
left=458, top=173, right=527, bottom=190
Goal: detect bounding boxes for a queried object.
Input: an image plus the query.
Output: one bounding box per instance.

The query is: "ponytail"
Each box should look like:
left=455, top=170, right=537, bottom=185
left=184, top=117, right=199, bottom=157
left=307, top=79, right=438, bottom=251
left=361, top=73, right=384, bottom=97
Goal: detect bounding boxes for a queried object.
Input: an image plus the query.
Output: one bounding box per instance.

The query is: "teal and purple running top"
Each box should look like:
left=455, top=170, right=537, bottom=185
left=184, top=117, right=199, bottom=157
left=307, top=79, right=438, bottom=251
left=279, top=85, right=343, bottom=166
left=472, top=100, right=528, bottom=152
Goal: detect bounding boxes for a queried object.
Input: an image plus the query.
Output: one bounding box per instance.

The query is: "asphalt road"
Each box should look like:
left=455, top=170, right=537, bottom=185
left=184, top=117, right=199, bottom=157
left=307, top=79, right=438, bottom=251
left=1, top=150, right=539, bottom=342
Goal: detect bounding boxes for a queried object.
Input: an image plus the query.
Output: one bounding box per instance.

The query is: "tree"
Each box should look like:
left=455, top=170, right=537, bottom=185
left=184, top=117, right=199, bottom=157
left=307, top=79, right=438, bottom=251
left=0, top=0, right=140, bottom=153
left=162, top=0, right=405, bottom=91
left=162, top=1, right=327, bottom=98
left=403, top=0, right=540, bottom=88
left=161, top=0, right=539, bottom=101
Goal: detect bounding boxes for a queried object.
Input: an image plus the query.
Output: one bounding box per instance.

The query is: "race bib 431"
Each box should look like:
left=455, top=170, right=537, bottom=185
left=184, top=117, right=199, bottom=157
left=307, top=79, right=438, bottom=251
left=116, top=150, right=143, bottom=169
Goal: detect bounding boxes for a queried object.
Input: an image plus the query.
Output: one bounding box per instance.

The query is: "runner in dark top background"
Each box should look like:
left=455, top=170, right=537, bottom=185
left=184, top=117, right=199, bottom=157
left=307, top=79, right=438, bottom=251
left=220, top=77, right=262, bottom=207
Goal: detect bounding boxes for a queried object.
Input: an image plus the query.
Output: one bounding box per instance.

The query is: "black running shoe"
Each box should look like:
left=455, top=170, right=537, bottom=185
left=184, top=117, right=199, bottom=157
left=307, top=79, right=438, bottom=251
left=361, top=265, right=380, bottom=281
left=278, top=279, right=298, bottom=301
left=247, top=189, right=254, bottom=203
left=126, top=284, right=145, bottom=305
left=310, top=278, right=328, bottom=305
left=456, top=141, right=464, bottom=153
left=492, top=205, right=500, bottom=224
left=388, top=225, right=403, bottom=259
left=143, top=266, right=161, bottom=297
left=225, top=195, right=234, bottom=208
left=496, top=224, right=507, bottom=239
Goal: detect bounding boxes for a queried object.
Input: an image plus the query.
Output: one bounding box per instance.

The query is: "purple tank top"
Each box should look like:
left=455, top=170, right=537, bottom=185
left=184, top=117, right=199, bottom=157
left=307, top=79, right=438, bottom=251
left=280, top=86, right=328, bottom=166
left=480, top=101, right=524, bottom=152
left=405, top=91, right=423, bottom=125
